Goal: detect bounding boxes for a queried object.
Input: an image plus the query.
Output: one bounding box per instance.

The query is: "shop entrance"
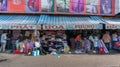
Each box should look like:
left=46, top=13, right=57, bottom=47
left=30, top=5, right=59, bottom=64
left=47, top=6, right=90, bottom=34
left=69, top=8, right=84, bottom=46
left=1, top=29, right=120, bottom=55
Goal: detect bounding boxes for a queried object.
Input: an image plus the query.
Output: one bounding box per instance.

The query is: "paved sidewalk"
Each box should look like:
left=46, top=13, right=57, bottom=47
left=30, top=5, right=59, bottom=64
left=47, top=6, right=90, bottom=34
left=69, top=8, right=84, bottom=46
left=0, top=53, right=120, bottom=67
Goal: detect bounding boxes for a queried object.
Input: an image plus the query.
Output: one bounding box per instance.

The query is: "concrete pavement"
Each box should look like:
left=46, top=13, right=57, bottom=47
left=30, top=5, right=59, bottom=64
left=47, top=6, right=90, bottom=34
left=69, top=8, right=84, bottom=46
left=0, top=53, right=120, bottom=67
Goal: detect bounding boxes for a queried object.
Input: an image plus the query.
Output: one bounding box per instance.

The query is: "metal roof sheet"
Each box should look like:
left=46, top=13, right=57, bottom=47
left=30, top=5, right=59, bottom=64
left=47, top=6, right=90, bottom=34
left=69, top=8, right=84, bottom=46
left=105, top=18, right=120, bottom=24
left=37, top=15, right=105, bottom=25
left=0, top=15, right=105, bottom=29
left=0, top=15, right=39, bottom=25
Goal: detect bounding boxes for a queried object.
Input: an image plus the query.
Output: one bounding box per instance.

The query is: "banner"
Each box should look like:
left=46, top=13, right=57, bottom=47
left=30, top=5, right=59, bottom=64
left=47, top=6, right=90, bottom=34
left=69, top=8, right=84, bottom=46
left=41, top=0, right=54, bottom=12
left=100, top=0, right=112, bottom=14
left=56, top=0, right=70, bottom=13
left=86, top=0, right=99, bottom=14
left=74, top=24, right=102, bottom=29
left=26, top=0, right=39, bottom=12
left=106, top=24, right=120, bottom=29
left=71, top=0, right=84, bottom=14
left=0, top=0, right=115, bottom=15
left=0, top=0, right=7, bottom=11
left=43, top=25, right=65, bottom=30
left=10, top=25, right=36, bottom=30
left=8, top=0, right=25, bottom=12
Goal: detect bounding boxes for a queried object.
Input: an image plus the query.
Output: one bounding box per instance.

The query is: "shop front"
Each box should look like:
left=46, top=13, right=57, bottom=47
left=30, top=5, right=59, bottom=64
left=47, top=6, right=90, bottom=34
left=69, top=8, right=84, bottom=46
left=0, top=15, right=109, bottom=55
left=36, top=15, right=106, bottom=54
left=105, top=19, right=120, bottom=51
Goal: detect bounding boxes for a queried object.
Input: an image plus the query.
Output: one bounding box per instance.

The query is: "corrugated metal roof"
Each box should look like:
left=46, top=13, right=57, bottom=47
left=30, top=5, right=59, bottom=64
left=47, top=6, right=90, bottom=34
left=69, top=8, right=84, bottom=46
left=104, top=18, right=120, bottom=24
left=0, top=15, right=39, bottom=25
left=0, top=15, right=105, bottom=29
left=37, top=15, right=105, bottom=30
left=0, top=15, right=105, bottom=25
left=37, top=15, right=105, bottom=25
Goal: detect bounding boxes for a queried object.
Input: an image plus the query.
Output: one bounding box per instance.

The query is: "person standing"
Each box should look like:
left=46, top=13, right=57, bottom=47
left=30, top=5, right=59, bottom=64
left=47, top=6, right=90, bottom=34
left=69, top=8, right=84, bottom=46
left=112, top=32, right=118, bottom=48
left=6, top=31, right=12, bottom=50
left=102, top=31, right=111, bottom=51
left=70, top=37, right=75, bottom=49
left=74, top=34, right=83, bottom=50
left=0, top=31, right=7, bottom=52
left=93, top=35, right=99, bottom=52
left=83, top=37, right=91, bottom=53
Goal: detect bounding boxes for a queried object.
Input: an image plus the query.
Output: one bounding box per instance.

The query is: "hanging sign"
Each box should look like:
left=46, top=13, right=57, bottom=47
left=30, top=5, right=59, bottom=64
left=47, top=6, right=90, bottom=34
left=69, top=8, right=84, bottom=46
left=10, top=25, right=36, bottom=30
left=43, top=25, right=65, bottom=30
left=73, top=24, right=102, bottom=29
left=106, top=24, right=120, bottom=29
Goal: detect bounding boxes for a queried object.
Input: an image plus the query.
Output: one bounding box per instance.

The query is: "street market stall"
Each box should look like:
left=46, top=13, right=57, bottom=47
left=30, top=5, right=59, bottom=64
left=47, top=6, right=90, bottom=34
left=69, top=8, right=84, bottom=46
left=0, top=15, right=108, bottom=55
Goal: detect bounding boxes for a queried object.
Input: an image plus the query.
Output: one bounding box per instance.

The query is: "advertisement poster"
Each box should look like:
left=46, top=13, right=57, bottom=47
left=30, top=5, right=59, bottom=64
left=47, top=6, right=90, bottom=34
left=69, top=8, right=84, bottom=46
left=26, top=0, right=39, bottom=12
left=100, top=0, right=112, bottom=14
left=8, top=0, right=25, bottom=12
left=41, top=0, right=54, bottom=12
left=56, top=0, right=70, bottom=12
left=71, top=0, right=84, bottom=14
left=86, top=0, right=99, bottom=14
left=0, top=0, right=7, bottom=11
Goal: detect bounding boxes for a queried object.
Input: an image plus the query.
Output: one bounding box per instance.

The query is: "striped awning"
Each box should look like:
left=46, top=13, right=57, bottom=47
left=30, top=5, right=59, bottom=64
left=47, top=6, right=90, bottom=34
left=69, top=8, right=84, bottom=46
left=37, top=15, right=105, bottom=30
left=0, top=15, right=39, bottom=29
left=0, top=15, right=105, bottom=30
left=104, top=18, right=120, bottom=29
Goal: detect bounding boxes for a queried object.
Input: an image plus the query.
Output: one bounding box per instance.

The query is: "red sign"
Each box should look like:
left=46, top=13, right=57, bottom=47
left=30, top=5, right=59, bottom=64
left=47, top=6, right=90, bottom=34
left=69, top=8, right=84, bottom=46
left=74, top=24, right=94, bottom=29
left=10, top=25, right=36, bottom=30
left=106, top=24, right=120, bottom=29
left=43, top=25, right=65, bottom=30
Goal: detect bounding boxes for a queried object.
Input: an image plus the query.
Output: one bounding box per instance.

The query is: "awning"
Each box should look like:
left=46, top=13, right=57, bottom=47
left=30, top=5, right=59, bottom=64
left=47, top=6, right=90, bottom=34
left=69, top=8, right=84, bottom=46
left=105, top=18, right=120, bottom=29
left=0, top=15, right=105, bottom=30
left=0, top=15, right=39, bottom=30
left=37, top=15, right=104, bottom=30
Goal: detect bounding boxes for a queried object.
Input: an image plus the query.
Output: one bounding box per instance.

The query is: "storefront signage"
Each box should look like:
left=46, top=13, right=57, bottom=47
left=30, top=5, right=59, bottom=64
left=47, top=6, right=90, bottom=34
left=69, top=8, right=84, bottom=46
left=106, top=24, right=120, bottom=29
left=10, top=25, right=36, bottom=30
left=43, top=25, right=65, bottom=30
left=36, top=25, right=41, bottom=30
left=74, top=24, right=94, bottom=29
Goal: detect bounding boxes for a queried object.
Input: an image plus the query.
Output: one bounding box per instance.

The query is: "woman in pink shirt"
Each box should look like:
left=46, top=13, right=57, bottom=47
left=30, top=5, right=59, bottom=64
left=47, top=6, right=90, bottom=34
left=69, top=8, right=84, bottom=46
left=102, top=31, right=111, bottom=50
